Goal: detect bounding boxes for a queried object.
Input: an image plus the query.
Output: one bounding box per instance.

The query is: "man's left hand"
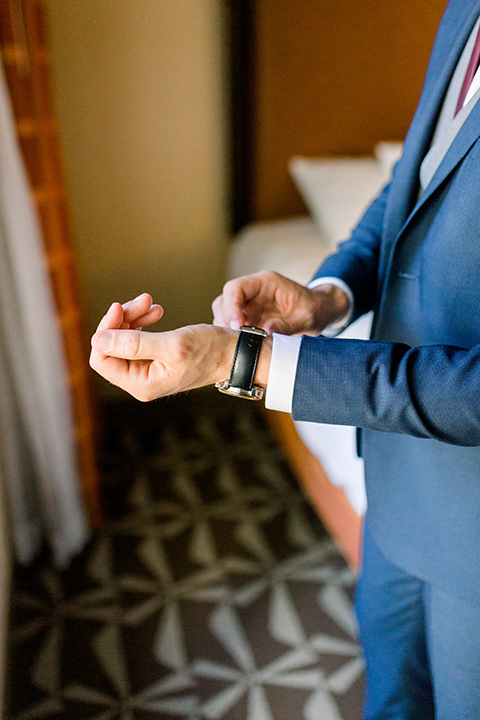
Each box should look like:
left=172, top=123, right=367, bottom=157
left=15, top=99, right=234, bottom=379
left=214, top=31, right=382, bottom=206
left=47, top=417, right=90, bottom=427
left=89, top=294, right=248, bottom=401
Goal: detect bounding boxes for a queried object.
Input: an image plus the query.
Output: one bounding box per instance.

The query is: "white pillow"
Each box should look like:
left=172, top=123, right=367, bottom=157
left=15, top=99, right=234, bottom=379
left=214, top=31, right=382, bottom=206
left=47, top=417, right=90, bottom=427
left=289, top=155, right=387, bottom=244
left=374, top=141, right=403, bottom=179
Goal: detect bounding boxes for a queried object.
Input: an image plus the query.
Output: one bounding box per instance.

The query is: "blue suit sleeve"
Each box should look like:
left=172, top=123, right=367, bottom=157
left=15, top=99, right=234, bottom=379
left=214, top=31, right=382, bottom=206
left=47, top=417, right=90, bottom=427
left=293, top=335, right=480, bottom=447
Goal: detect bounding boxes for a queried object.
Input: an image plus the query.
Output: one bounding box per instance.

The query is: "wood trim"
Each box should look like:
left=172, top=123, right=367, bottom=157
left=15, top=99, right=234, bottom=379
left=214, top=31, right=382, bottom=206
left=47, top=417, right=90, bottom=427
left=229, top=0, right=446, bottom=224
left=0, top=0, right=103, bottom=527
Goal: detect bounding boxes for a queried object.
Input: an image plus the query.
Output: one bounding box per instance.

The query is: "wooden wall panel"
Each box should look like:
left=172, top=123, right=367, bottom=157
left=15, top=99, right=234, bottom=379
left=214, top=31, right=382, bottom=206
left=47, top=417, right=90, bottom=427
left=0, top=0, right=103, bottom=528
left=249, top=0, right=447, bottom=220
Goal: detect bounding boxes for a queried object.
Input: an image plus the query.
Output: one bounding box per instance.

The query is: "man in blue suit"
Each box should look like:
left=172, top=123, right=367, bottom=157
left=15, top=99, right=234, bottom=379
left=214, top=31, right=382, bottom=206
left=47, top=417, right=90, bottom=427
left=91, top=1, right=480, bottom=716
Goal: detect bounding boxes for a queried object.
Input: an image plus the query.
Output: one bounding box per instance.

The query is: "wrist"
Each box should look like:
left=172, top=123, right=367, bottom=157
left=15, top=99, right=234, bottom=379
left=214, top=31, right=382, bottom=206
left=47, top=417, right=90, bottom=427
left=215, top=326, right=272, bottom=397
left=254, top=336, right=272, bottom=388
left=311, top=284, right=351, bottom=332
left=215, top=326, right=240, bottom=384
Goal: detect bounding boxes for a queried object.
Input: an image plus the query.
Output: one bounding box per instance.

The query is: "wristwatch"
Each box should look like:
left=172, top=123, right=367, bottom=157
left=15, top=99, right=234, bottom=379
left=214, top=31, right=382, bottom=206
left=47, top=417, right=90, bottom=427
left=215, top=325, right=267, bottom=400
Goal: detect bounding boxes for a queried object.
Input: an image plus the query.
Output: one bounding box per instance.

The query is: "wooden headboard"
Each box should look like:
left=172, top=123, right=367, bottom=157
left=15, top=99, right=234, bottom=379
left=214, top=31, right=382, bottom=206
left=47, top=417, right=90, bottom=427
left=229, top=0, right=447, bottom=231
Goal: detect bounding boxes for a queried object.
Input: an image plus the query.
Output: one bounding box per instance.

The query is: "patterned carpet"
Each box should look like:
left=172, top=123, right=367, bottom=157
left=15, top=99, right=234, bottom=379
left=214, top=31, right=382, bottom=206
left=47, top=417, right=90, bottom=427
left=7, top=391, right=364, bottom=719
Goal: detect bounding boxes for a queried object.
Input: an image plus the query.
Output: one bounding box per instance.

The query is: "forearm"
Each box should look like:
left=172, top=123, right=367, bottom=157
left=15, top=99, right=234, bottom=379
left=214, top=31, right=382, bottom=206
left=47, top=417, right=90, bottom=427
left=293, top=335, right=480, bottom=447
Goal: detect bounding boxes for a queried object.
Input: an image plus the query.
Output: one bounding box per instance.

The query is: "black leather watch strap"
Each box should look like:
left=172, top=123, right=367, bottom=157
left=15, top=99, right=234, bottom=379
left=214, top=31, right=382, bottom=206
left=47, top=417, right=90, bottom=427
left=229, top=326, right=266, bottom=389
left=215, top=326, right=267, bottom=400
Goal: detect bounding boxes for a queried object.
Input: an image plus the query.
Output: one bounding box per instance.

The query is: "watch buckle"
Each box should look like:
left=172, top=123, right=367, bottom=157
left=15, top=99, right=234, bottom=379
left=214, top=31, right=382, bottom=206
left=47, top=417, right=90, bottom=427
left=215, top=381, right=265, bottom=400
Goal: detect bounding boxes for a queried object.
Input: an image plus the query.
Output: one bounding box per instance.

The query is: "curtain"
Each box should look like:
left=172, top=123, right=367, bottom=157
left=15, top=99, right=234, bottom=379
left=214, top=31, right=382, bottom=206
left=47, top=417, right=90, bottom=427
left=0, top=56, right=88, bottom=565
left=0, top=0, right=103, bottom=564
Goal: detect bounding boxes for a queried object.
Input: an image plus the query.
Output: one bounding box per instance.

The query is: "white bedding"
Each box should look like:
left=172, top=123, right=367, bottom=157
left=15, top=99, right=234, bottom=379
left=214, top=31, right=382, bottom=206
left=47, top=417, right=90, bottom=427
left=228, top=215, right=369, bottom=516
left=227, top=216, right=335, bottom=285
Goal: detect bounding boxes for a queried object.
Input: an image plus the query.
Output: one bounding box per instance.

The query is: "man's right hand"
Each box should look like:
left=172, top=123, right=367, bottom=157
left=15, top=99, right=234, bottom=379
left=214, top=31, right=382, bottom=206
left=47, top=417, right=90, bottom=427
left=212, top=270, right=350, bottom=336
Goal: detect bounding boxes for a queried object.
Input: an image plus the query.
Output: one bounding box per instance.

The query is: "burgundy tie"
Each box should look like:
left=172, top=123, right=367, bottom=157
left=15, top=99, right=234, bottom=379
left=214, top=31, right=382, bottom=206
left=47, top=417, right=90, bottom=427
left=455, top=24, right=480, bottom=115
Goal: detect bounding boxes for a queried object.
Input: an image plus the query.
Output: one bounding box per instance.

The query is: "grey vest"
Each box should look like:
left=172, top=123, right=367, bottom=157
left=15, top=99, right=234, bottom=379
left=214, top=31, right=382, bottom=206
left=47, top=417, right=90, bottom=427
left=420, top=16, right=480, bottom=191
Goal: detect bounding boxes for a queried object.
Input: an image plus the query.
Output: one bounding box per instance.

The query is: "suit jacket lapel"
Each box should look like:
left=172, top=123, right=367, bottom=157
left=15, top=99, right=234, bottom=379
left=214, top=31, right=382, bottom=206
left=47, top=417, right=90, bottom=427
left=378, top=1, right=480, bottom=285
left=414, top=98, right=480, bottom=210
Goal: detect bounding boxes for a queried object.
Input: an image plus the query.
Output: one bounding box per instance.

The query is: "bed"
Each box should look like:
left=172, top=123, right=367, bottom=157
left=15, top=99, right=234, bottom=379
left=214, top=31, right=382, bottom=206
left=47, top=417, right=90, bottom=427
left=227, top=0, right=446, bottom=569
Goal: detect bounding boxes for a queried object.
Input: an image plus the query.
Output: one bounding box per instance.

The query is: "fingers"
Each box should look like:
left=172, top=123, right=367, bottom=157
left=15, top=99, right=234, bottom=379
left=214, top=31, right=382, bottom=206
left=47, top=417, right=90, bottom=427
left=96, top=302, right=125, bottom=333
left=90, top=295, right=162, bottom=378
left=94, top=294, right=161, bottom=335
left=91, top=328, right=164, bottom=360
left=262, top=317, right=292, bottom=335
left=221, top=276, right=258, bottom=329
left=212, top=274, right=268, bottom=329
left=212, top=289, right=244, bottom=330
left=122, top=293, right=164, bottom=329
left=89, top=325, right=159, bottom=394
left=89, top=303, right=124, bottom=378
left=211, top=294, right=228, bottom=327
left=128, top=304, right=164, bottom=330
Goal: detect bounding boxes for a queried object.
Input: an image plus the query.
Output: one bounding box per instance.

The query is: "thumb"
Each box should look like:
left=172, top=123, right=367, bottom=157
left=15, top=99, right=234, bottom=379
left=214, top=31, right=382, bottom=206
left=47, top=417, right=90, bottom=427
left=263, top=318, right=294, bottom=336
left=92, top=329, right=160, bottom=359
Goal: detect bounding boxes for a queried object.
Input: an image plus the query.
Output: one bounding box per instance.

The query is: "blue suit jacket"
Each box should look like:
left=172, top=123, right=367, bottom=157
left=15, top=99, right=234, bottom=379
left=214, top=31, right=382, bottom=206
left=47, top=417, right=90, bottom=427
left=292, top=0, right=480, bottom=601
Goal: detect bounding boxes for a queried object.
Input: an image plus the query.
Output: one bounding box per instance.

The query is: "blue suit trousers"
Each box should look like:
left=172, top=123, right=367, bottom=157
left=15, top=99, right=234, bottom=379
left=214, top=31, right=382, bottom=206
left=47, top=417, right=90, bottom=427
left=355, top=520, right=480, bottom=720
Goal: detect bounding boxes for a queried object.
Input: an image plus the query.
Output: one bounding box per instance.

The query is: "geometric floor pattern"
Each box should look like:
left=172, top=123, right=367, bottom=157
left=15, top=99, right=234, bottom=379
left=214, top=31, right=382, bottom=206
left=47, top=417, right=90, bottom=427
left=7, top=391, right=364, bottom=719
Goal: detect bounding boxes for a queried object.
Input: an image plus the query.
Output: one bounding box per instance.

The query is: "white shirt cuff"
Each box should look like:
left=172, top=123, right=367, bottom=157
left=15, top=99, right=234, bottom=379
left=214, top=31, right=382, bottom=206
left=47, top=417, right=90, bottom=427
left=308, top=276, right=354, bottom=336
left=265, top=333, right=301, bottom=413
